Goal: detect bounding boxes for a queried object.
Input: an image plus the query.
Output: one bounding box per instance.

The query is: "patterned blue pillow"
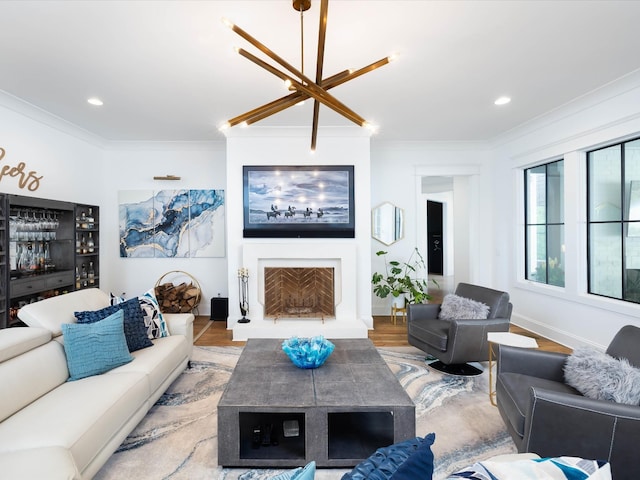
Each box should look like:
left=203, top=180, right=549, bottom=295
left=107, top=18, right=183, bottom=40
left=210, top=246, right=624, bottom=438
left=138, top=289, right=169, bottom=339
left=389, top=433, right=435, bottom=479
left=75, top=297, right=153, bottom=352
left=342, top=436, right=430, bottom=480
left=62, top=310, right=133, bottom=381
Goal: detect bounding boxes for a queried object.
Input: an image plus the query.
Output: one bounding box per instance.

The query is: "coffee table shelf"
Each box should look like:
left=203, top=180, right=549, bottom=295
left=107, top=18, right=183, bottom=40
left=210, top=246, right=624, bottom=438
left=218, top=339, right=415, bottom=468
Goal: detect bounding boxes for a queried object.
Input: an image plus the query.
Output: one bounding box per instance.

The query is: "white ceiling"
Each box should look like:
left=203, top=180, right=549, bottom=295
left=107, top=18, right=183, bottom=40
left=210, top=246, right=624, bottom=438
left=1, top=0, right=639, bottom=144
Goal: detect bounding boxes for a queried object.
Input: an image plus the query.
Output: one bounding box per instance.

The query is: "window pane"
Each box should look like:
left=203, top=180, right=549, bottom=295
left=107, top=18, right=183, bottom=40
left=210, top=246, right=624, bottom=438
left=526, top=225, right=546, bottom=283
left=547, top=161, right=564, bottom=224
left=625, top=232, right=640, bottom=302
left=589, top=145, right=621, bottom=222
left=624, top=139, right=640, bottom=222
left=589, top=223, right=622, bottom=298
left=547, top=225, right=565, bottom=287
left=526, top=165, right=546, bottom=224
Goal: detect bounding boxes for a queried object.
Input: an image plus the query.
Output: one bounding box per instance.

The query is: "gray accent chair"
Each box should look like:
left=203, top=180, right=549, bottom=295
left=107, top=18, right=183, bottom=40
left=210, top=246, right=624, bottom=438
left=407, top=282, right=512, bottom=375
left=496, top=325, right=640, bottom=480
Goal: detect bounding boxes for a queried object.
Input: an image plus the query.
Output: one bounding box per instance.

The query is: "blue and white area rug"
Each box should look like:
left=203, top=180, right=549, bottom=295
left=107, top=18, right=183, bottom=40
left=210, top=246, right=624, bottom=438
left=94, top=346, right=516, bottom=480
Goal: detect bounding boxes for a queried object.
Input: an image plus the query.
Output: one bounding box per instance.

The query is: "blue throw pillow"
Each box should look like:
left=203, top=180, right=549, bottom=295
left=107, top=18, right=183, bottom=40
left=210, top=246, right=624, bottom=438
left=75, top=297, right=153, bottom=352
left=342, top=437, right=429, bottom=480
left=389, top=433, right=435, bottom=480
left=62, top=310, right=133, bottom=381
left=270, top=461, right=316, bottom=480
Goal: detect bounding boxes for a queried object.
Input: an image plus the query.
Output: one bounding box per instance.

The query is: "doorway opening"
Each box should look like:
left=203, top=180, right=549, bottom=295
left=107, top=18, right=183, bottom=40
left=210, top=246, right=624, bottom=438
left=427, top=200, right=444, bottom=275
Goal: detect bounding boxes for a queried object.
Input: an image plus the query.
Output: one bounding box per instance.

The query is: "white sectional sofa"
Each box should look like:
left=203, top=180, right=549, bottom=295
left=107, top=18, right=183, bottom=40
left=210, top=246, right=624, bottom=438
left=0, top=288, right=194, bottom=480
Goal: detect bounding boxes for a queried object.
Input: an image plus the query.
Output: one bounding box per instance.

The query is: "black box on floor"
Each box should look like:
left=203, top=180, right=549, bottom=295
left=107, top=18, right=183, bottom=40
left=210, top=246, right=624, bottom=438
left=210, top=297, right=229, bottom=321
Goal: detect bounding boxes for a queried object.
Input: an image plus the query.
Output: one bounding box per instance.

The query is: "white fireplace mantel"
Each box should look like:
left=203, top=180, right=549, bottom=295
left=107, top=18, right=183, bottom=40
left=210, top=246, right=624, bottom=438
left=232, top=242, right=368, bottom=340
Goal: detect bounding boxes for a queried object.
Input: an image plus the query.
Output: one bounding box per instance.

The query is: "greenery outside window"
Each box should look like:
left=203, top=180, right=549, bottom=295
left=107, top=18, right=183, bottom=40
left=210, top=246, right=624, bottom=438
left=525, top=159, right=565, bottom=286
left=587, top=137, right=640, bottom=303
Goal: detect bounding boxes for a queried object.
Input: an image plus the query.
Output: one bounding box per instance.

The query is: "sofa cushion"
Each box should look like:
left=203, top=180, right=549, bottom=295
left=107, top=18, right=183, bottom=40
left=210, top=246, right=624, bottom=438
left=75, top=297, right=153, bottom=352
left=18, top=288, right=111, bottom=336
left=497, top=372, right=579, bottom=437
left=107, top=335, right=189, bottom=403
left=62, top=310, right=133, bottom=381
left=438, top=293, right=490, bottom=320
left=138, top=289, right=169, bottom=339
left=0, top=339, right=69, bottom=423
left=0, top=326, right=51, bottom=363
left=0, top=446, right=80, bottom=480
left=0, top=370, right=149, bottom=474
left=564, top=345, right=640, bottom=405
left=408, top=319, right=449, bottom=351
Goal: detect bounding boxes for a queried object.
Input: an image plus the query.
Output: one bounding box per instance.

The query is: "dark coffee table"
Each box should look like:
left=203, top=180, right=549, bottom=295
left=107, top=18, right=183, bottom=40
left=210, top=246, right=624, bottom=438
left=217, top=338, right=415, bottom=468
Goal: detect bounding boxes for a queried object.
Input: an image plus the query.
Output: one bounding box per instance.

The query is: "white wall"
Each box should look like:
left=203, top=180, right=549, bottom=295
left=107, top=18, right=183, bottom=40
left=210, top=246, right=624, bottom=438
left=225, top=127, right=373, bottom=329
left=370, top=142, right=493, bottom=315
left=492, top=69, right=640, bottom=349
left=0, top=92, right=104, bottom=202
left=101, top=142, right=227, bottom=313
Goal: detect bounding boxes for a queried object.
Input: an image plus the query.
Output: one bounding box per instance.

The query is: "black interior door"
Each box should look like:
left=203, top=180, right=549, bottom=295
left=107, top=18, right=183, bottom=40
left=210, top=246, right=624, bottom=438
left=427, top=200, right=443, bottom=275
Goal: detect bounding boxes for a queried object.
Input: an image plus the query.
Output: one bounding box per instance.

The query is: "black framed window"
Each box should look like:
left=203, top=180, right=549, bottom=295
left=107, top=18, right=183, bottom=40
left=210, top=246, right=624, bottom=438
left=587, top=137, right=640, bottom=303
left=525, top=159, right=565, bottom=286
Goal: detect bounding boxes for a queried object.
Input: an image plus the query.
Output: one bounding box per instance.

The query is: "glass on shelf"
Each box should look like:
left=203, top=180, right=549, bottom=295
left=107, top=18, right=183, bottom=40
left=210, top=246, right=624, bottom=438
left=10, top=208, right=59, bottom=242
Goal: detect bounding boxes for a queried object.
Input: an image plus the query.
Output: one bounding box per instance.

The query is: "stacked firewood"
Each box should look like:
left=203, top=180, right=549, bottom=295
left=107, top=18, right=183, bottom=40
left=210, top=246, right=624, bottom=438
left=155, top=281, right=200, bottom=313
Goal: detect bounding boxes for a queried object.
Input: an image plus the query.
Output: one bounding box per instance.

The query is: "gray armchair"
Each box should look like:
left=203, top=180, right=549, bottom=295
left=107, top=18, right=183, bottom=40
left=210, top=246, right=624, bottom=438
left=407, top=282, right=512, bottom=375
left=496, top=325, right=640, bottom=480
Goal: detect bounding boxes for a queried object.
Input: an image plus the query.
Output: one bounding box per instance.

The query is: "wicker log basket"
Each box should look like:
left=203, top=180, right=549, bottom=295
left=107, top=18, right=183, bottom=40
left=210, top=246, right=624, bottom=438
left=154, top=270, right=201, bottom=314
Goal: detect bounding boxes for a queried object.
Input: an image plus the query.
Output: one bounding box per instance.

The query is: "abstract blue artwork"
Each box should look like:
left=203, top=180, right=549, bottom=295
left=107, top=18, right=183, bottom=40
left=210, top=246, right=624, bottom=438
left=119, top=189, right=225, bottom=258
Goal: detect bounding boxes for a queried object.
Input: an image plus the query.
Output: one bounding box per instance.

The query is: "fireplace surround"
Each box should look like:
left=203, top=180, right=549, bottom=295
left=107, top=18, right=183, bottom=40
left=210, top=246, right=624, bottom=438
left=232, top=243, right=368, bottom=340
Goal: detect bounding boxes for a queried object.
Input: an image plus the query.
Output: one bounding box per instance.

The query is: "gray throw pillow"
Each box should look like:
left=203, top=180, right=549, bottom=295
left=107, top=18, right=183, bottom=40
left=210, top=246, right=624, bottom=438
left=564, top=345, right=640, bottom=405
left=438, top=294, right=490, bottom=320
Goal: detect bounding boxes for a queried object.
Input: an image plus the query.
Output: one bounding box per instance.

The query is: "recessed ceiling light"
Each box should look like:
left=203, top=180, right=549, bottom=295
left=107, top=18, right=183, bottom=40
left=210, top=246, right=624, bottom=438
left=87, top=97, right=103, bottom=106
left=494, top=96, right=511, bottom=106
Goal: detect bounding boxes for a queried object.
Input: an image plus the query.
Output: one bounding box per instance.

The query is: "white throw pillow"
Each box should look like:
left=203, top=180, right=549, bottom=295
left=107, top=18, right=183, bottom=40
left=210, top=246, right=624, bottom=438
left=138, top=289, right=169, bottom=339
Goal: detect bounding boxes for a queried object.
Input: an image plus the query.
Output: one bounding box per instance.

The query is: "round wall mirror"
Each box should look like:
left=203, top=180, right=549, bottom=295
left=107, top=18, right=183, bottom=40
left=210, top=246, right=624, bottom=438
left=372, top=202, right=404, bottom=245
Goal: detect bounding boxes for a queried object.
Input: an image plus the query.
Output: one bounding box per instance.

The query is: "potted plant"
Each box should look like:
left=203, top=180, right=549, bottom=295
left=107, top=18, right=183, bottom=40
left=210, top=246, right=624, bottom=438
left=371, top=247, right=436, bottom=305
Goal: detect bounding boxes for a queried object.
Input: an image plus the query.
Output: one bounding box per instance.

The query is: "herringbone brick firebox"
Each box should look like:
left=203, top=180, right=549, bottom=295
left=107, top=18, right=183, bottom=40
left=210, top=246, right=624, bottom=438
left=263, top=267, right=335, bottom=319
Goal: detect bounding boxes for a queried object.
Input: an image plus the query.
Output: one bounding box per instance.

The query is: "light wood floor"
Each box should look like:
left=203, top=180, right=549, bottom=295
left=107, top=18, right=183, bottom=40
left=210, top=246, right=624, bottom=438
left=193, top=315, right=572, bottom=354
left=194, top=282, right=571, bottom=354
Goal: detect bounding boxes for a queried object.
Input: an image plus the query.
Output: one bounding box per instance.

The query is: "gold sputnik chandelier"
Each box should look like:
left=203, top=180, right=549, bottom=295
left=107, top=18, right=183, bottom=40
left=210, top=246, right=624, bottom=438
left=221, top=0, right=394, bottom=151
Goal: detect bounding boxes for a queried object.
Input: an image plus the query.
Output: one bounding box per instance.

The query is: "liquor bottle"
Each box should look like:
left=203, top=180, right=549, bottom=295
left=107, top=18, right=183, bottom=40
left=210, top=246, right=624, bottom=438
left=75, top=267, right=81, bottom=289
left=81, top=235, right=87, bottom=254
left=80, top=211, right=88, bottom=229
left=88, top=261, right=95, bottom=285
left=86, top=208, right=95, bottom=229
left=44, top=242, right=53, bottom=272
left=87, top=232, right=95, bottom=253
left=80, top=263, right=88, bottom=288
left=76, top=234, right=81, bottom=253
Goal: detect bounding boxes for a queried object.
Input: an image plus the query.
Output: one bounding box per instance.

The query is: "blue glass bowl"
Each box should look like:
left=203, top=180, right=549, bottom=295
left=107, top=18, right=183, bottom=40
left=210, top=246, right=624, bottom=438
left=282, top=336, right=335, bottom=369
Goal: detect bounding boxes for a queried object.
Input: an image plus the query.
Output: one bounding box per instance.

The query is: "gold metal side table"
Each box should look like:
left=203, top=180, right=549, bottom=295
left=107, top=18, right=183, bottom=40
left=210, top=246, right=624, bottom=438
left=487, top=332, right=538, bottom=406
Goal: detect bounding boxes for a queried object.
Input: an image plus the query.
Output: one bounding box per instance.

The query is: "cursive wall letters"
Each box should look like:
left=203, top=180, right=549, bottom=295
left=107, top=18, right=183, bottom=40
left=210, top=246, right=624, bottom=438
left=0, top=148, right=43, bottom=191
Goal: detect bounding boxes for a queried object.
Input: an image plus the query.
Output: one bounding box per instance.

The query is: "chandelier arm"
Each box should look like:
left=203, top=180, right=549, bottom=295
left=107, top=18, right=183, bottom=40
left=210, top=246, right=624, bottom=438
left=227, top=92, right=305, bottom=127
left=325, top=57, right=393, bottom=89
left=229, top=22, right=365, bottom=125
left=237, top=48, right=365, bottom=126
left=226, top=69, right=352, bottom=127
left=311, top=0, right=329, bottom=151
